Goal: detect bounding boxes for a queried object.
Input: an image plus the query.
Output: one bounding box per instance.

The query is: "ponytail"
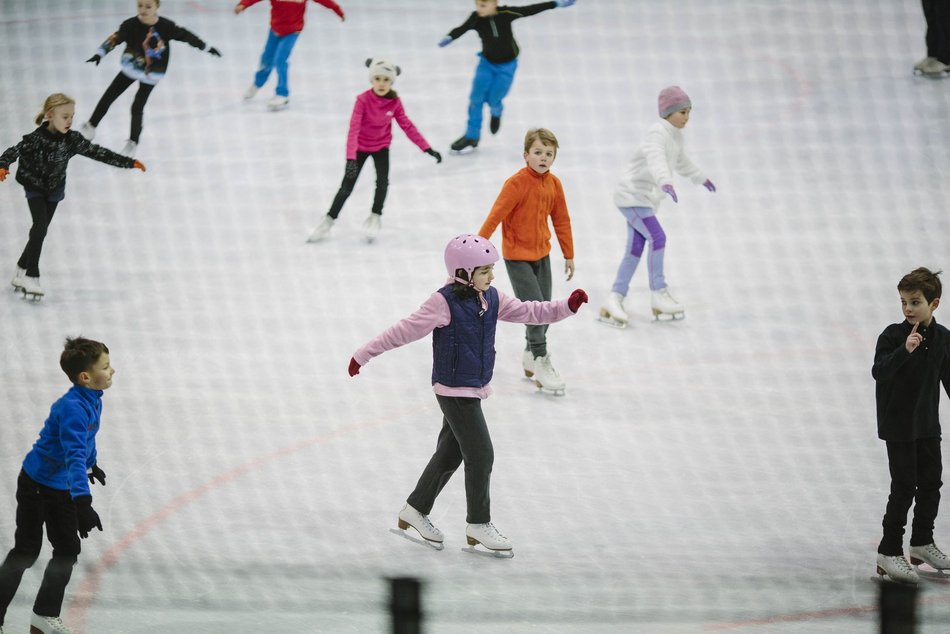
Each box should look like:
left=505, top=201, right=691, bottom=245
left=35, top=92, right=76, bottom=126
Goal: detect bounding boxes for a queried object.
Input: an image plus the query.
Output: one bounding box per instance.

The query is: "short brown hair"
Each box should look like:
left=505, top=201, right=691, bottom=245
left=60, top=337, right=109, bottom=383
left=523, top=128, right=559, bottom=154
left=898, top=267, right=943, bottom=304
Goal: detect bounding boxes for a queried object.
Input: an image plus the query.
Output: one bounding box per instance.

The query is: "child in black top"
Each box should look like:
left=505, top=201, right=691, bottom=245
left=79, top=0, right=221, bottom=156
left=0, top=93, right=145, bottom=299
left=438, top=0, right=576, bottom=152
left=872, top=267, right=950, bottom=584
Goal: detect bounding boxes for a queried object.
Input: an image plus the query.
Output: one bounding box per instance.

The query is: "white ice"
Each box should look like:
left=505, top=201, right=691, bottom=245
left=1, top=0, right=949, bottom=632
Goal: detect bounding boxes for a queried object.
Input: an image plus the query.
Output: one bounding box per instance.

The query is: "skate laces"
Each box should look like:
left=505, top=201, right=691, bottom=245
left=536, top=356, right=559, bottom=377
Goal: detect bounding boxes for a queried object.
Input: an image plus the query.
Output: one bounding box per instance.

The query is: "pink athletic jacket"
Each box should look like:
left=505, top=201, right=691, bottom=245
left=353, top=285, right=574, bottom=399
left=346, top=89, right=431, bottom=160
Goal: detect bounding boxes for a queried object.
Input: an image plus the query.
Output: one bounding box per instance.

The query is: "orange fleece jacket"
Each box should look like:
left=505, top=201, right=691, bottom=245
left=479, top=166, right=574, bottom=261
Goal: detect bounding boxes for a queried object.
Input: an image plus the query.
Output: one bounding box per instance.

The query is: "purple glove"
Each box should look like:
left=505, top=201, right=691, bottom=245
left=702, top=179, right=716, bottom=192
left=661, top=184, right=678, bottom=203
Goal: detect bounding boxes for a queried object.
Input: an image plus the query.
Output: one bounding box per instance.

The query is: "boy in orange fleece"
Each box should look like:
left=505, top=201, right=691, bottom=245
left=479, top=127, right=574, bottom=394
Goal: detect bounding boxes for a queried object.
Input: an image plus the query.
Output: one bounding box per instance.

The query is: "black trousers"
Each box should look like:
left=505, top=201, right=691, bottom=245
left=879, top=438, right=943, bottom=555
left=89, top=72, right=156, bottom=143
left=17, top=196, right=60, bottom=277
left=923, top=0, right=950, bottom=63
left=407, top=395, right=494, bottom=524
left=327, top=148, right=390, bottom=219
left=0, top=471, right=80, bottom=625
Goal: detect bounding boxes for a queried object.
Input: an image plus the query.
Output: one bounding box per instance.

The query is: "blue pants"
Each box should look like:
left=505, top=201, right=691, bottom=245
left=254, top=30, right=300, bottom=97
left=465, top=56, right=518, bottom=140
left=611, top=206, right=668, bottom=295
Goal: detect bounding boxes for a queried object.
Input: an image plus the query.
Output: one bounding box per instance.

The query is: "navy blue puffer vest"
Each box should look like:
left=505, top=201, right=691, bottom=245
left=431, top=285, right=499, bottom=388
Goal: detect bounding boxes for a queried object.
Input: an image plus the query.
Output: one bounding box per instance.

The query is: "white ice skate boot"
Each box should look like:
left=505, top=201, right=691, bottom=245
left=522, top=350, right=535, bottom=378
left=30, top=612, right=73, bottom=634
left=914, top=56, right=949, bottom=76
left=910, top=543, right=950, bottom=570
left=306, top=216, right=335, bottom=243
left=267, top=95, right=289, bottom=111
left=121, top=140, right=137, bottom=157
left=21, top=275, right=43, bottom=299
left=11, top=266, right=26, bottom=290
left=243, top=84, right=259, bottom=100
left=598, top=291, right=629, bottom=328
left=876, top=553, right=920, bottom=584
left=465, top=522, right=513, bottom=557
left=651, top=287, right=684, bottom=320
left=363, top=213, right=381, bottom=243
left=396, top=504, right=444, bottom=549
left=79, top=122, right=95, bottom=141
left=532, top=354, right=565, bottom=395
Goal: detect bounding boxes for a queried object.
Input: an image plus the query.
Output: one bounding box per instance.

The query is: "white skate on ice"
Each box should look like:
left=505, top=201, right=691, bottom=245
left=391, top=504, right=444, bottom=550
left=464, top=522, right=513, bottom=558
left=243, top=84, right=259, bottom=100
left=521, top=350, right=535, bottom=378
left=598, top=291, right=629, bottom=328
left=532, top=354, right=565, bottom=396
left=268, top=95, right=289, bottom=111
left=121, top=140, right=137, bottom=157
left=910, top=543, right=950, bottom=579
left=363, top=213, right=382, bottom=243
left=306, top=216, right=335, bottom=243
left=914, top=56, right=949, bottom=78
left=651, top=288, right=684, bottom=320
left=79, top=122, right=95, bottom=141
left=20, top=275, right=44, bottom=301
left=876, top=553, right=920, bottom=584
left=11, top=266, right=25, bottom=291
left=30, top=612, right=73, bottom=634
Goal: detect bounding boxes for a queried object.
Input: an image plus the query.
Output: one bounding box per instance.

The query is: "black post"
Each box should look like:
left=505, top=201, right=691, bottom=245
left=879, top=579, right=918, bottom=633
left=390, top=576, right=422, bottom=634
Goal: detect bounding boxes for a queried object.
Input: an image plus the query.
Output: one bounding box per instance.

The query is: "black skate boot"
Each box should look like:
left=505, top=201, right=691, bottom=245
left=450, top=136, right=479, bottom=152
left=490, top=116, right=501, bottom=134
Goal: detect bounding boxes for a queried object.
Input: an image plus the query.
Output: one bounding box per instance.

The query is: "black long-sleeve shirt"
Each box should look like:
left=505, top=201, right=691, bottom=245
left=445, top=2, right=558, bottom=64
left=872, top=318, right=950, bottom=441
left=97, top=16, right=207, bottom=80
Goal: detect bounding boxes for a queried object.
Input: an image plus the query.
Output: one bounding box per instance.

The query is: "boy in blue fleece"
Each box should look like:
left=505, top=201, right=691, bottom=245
left=0, top=337, right=114, bottom=634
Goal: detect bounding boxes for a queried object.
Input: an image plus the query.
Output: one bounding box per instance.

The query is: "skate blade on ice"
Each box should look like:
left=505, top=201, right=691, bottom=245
left=462, top=544, right=514, bottom=559
left=912, top=563, right=950, bottom=583
left=872, top=566, right=919, bottom=586
left=651, top=309, right=684, bottom=321
left=596, top=315, right=627, bottom=329
left=20, top=290, right=43, bottom=301
left=389, top=527, right=444, bottom=551
left=534, top=381, right=565, bottom=396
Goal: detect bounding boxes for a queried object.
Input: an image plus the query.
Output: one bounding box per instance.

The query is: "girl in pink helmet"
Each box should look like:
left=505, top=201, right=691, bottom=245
left=348, top=234, right=587, bottom=556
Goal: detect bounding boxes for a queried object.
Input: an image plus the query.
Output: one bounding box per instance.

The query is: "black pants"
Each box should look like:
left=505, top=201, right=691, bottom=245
left=407, top=395, right=494, bottom=524
left=879, top=438, right=943, bottom=555
left=0, top=471, right=80, bottom=625
left=923, top=0, right=950, bottom=63
left=327, top=148, right=390, bottom=219
left=17, top=196, right=60, bottom=277
left=89, top=72, right=156, bottom=143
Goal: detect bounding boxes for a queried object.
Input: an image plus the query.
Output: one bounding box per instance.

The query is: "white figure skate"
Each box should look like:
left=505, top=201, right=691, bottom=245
left=876, top=553, right=920, bottom=584
left=20, top=275, right=43, bottom=300
left=11, top=266, right=25, bottom=291
left=532, top=354, right=565, bottom=396
left=598, top=291, right=629, bottom=328
left=121, top=140, right=137, bottom=157
left=79, top=122, right=95, bottom=141
left=391, top=503, right=444, bottom=550
left=267, top=95, right=289, bottom=111
left=30, top=612, right=73, bottom=634
left=914, top=56, right=949, bottom=77
left=910, top=543, right=950, bottom=577
left=306, top=216, right=335, bottom=243
left=243, top=84, right=259, bottom=100
left=521, top=350, right=535, bottom=378
left=363, top=213, right=381, bottom=243
left=464, top=522, right=513, bottom=558
left=651, top=288, right=684, bottom=320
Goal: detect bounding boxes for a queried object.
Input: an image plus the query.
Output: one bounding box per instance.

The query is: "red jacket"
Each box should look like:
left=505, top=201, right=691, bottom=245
left=239, top=0, right=344, bottom=37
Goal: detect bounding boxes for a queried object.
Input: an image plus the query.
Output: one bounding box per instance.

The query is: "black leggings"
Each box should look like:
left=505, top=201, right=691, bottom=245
left=923, top=0, right=950, bottom=62
left=89, top=72, right=156, bottom=143
left=327, top=148, right=390, bottom=219
left=17, top=197, right=60, bottom=277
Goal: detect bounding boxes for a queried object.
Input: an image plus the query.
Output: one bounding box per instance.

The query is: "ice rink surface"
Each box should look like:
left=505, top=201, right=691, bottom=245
left=1, top=0, right=949, bottom=631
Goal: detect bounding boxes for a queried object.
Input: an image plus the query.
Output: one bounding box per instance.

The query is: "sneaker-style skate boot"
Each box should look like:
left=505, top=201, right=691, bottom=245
left=651, top=287, right=684, bottom=320
left=268, top=95, right=289, bottom=111
left=243, top=84, right=259, bottom=100
left=363, top=213, right=382, bottom=243
left=598, top=291, right=629, bottom=328
left=521, top=350, right=535, bottom=378
left=396, top=504, right=444, bottom=549
left=450, top=136, right=478, bottom=153
left=465, top=522, right=513, bottom=557
left=11, top=266, right=26, bottom=290
left=78, top=122, right=95, bottom=141
left=21, top=275, right=43, bottom=300
left=532, top=354, right=565, bottom=395
left=910, top=543, right=950, bottom=570
left=306, top=216, right=335, bottom=243
left=876, top=553, right=920, bottom=584
left=30, top=612, right=73, bottom=634
left=121, top=140, right=137, bottom=157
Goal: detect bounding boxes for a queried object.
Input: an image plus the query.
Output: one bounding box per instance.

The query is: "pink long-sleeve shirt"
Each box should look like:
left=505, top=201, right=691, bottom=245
left=353, top=284, right=574, bottom=399
left=346, top=90, right=431, bottom=160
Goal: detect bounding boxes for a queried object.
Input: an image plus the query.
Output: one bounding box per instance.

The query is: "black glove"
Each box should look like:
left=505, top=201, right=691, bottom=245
left=86, top=54, right=101, bottom=66
left=75, top=495, right=102, bottom=538
left=207, top=46, right=222, bottom=57
left=87, top=464, right=106, bottom=486
left=344, top=159, right=359, bottom=180
left=425, top=148, right=442, bottom=164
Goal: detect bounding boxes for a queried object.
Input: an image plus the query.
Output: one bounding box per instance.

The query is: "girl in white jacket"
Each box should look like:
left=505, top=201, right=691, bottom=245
left=600, top=86, right=715, bottom=326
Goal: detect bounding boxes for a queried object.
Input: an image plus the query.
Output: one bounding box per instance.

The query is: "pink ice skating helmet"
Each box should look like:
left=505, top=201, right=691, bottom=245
left=444, top=234, right=499, bottom=282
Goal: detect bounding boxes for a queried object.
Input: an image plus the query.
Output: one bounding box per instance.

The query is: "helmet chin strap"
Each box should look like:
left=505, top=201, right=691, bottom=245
left=455, top=275, right=489, bottom=314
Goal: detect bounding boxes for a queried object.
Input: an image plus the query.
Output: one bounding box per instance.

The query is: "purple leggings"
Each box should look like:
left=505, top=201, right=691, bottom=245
left=610, top=206, right=667, bottom=295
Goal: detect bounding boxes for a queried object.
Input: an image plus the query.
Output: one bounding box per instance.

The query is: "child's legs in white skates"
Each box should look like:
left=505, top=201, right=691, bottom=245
left=504, top=257, right=552, bottom=362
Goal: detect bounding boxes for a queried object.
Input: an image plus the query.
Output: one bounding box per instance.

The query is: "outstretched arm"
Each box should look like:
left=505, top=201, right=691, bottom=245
left=351, top=292, right=450, bottom=369
left=312, top=0, right=345, bottom=20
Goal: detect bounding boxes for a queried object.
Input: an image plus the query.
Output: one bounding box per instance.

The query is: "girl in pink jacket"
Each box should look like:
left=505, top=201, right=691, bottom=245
left=308, top=59, right=442, bottom=244
left=347, top=234, right=588, bottom=556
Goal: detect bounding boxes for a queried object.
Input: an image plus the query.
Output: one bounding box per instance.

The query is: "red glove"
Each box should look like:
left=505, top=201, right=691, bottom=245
left=568, top=289, right=588, bottom=313
left=348, top=357, right=361, bottom=376
left=0, top=167, right=8, bottom=181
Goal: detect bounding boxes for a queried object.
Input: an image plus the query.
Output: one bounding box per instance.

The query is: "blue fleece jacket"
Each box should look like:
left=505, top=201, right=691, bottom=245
left=22, top=384, right=102, bottom=499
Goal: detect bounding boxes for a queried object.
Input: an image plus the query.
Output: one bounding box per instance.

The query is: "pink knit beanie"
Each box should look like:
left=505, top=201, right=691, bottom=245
left=658, top=86, right=691, bottom=118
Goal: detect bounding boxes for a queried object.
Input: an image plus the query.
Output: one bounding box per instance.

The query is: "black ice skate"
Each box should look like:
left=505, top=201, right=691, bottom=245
left=490, top=116, right=501, bottom=135
left=450, top=136, right=478, bottom=153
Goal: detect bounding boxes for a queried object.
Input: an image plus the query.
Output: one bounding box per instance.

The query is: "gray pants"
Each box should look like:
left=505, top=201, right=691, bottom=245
left=504, top=256, right=552, bottom=358
left=407, top=396, right=494, bottom=524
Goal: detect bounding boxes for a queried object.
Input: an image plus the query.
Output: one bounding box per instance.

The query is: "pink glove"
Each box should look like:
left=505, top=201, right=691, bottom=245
left=661, top=184, right=678, bottom=203
left=348, top=357, right=361, bottom=377
left=702, top=179, right=716, bottom=192
left=568, top=289, right=588, bottom=313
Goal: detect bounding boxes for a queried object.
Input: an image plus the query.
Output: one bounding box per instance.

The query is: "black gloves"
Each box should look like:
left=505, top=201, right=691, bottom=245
left=344, top=159, right=359, bottom=179
left=207, top=46, right=222, bottom=57
left=75, top=495, right=102, bottom=538
left=87, top=464, right=106, bottom=486
left=425, top=148, right=442, bottom=164
left=86, top=54, right=101, bottom=65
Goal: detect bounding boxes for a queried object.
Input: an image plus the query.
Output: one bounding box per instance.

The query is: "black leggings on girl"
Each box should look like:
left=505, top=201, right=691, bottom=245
left=17, top=197, right=60, bottom=277
left=88, top=73, right=156, bottom=143
left=327, top=148, right=390, bottom=219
